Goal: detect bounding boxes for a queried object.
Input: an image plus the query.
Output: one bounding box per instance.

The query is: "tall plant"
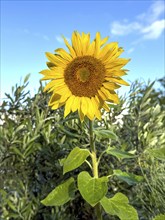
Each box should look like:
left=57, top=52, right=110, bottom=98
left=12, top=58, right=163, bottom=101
left=40, top=31, right=139, bottom=220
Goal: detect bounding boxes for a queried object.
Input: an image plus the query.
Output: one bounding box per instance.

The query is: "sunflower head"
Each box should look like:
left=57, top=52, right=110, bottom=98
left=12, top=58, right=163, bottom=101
left=40, top=31, right=130, bottom=121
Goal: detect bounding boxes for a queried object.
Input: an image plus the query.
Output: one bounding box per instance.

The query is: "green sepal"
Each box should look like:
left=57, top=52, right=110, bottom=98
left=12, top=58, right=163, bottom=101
left=100, top=193, right=139, bottom=220
left=63, top=147, right=90, bottom=174
left=77, top=171, right=108, bottom=207
left=41, top=177, right=76, bottom=206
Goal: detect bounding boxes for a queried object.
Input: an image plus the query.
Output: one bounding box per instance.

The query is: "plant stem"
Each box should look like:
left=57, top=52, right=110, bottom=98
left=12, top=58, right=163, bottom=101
left=89, top=119, right=102, bottom=220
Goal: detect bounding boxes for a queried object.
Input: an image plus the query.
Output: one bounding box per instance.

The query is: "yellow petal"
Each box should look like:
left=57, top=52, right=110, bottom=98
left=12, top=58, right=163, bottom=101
left=52, top=101, right=65, bottom=110
left=47, top=62, right=56, bottom=68
left=114, top=47, right=124, bottom=59
left=103, top=82, right=121, bottom=90
left=71, top=96, right=80, bottom=112
left=103, top=102, right=110, bottom=112
left=78, top=108, right=84, bottom=122
left=81, top=97, right=88, bottom=115
left=40, top=69, right=63, bottom=80
left=81, top=32, right=90, bottom=55
left=86, top=41, right=95, bottom=56
left=86, top=98, right=95, bottom=120
left=106, top=58, right=130, bottom=69
left=95, top=108, right=102, bottom=120
left=64, top=96, right=75, bottom=117
left=98, top=42, right=118, bottom=61
left=45, top=52, right=67, bottom=68
left=60, top=91, right=71, bottom=103
left=105, top=47, right=124, bottom=63
left=43, top=80, right=56, bottom=92
left=49, top=93, right=61, bottom=106
left=98, top=89, right=107, bottom=100
left=49, top=87, right=71, bottom=105
left=91, top=96, right=102, bottom=120
left=72, top=31, right=82, bottom=56
left=101, top=87, right=119, bottom=103
left=51, top=101, right=60, bottom=110
left=94, top=32, right=101, bottom=57
left=105, top=69, right=128, bottom=77
left=105, top=77, right=130, bottom=86
left=47, top=84, right=66, bottom=93
left=55, top=48, right=72, bottom=62
left=100, top=36, right=109, bottom=46
left=91, top=97, right=99, bottom=110
left=62, top=36, right=76, bottom=58
left=109, top=92, right=120, bottom=104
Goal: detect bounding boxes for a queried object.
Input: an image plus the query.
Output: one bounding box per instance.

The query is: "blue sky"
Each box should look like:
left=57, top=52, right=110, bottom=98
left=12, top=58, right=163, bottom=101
left=1, top=0, right=165, bottom=101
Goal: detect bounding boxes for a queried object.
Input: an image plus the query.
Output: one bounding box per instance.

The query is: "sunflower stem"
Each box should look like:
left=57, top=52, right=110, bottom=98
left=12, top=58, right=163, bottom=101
left=89, top=119, right=102, bottom=220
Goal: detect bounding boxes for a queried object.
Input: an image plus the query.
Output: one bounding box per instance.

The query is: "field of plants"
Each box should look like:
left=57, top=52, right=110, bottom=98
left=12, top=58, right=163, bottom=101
left=0, top=75, right=165, bottom=220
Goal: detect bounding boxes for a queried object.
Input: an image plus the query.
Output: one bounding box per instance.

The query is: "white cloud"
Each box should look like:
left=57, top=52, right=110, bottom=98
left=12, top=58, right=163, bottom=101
left=56, top=35, right=70, bottom=43
left=142, top=19, right=165, bottom=39
left=110, top=0, right=165, bottom=40
left=43, top=35, right=50, bottom=41
left=56, top=36, right=64, bottom=43
left=137, top=1, right=164, bottom=23
left=127, top=47, right=135, bottom=54
left=23, top=30, right=50, bottom=41
left=111, top=21, right=142, bottom=36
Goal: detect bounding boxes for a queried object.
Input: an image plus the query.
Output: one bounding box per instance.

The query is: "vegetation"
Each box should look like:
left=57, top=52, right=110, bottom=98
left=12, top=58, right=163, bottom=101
left=0, top=75, right=165, bottom=219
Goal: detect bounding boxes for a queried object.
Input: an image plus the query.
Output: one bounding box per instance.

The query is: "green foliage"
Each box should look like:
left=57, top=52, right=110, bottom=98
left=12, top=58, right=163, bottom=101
left=94, top=129, right=118, bottom=140
left=147, top=147, right=165, bottom=161
left=0, top=75, right=165, bottom=219
left=153, top=214, right=165, bottom=220
left=100, top=193, right=138, bottom=220
left=113, top=170, right=144, bottom=185
left=41, top=178, right=76, bottom=206
left=106, top=146, right=137, bottom=160
left=77, top=171, right=108, bottom=207
left=63, top=147, right=90, bottom=174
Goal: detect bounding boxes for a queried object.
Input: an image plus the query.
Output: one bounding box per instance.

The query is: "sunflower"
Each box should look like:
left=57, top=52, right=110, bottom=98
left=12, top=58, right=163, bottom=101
left=40, top=31, right=130, bottom=121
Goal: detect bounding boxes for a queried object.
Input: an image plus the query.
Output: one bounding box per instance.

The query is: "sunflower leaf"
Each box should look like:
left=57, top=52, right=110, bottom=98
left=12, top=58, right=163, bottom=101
left=63, top=147, right=90, bottom=174
left=41, top=177, right=75, bottom=206
left=78, top=171, right=108, bottom=207
left=94, top=129, right=118, bottom=140
left=113, top=169, right=144, bottom=185
left=100, top=193, right=139, bottom=220
left=153, top=214, right=165, bottom=220
left=106, top=146, right=137, bottom=160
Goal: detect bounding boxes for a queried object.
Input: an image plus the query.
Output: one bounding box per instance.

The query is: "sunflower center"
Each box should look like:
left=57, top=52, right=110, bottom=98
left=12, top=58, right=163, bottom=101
left=76, top=67, right=90, bottom=82
left=64, top=56, right=105, bottom=97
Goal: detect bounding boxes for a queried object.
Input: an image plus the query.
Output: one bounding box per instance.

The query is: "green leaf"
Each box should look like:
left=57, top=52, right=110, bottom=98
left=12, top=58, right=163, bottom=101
left=106, top=147, right=137, bottom=160
left=153, top=214, right=165, bottom=220
left=24, top=73, right=31, bottom=83
left=77, top=171, right=108, bottom=207
left=113, top=170, right=144, bottom=185
left=11, top=147, right=23, bottom=158
left=140, top=81, right=154, bottom=105
left=7, top=200, right=17, bottom=212
left=100, top=193, right=139, bottom=220
left=15, top=124, right=25, bottom=133
left=148, top=147, right=165, bottom=161
left=59, top=158, right=66, bottom=166
left=94, top=129, right=118, bottom=140
left=41, top=177, right=75, bottom=206
left=63, top=147, right=90, bottom=174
